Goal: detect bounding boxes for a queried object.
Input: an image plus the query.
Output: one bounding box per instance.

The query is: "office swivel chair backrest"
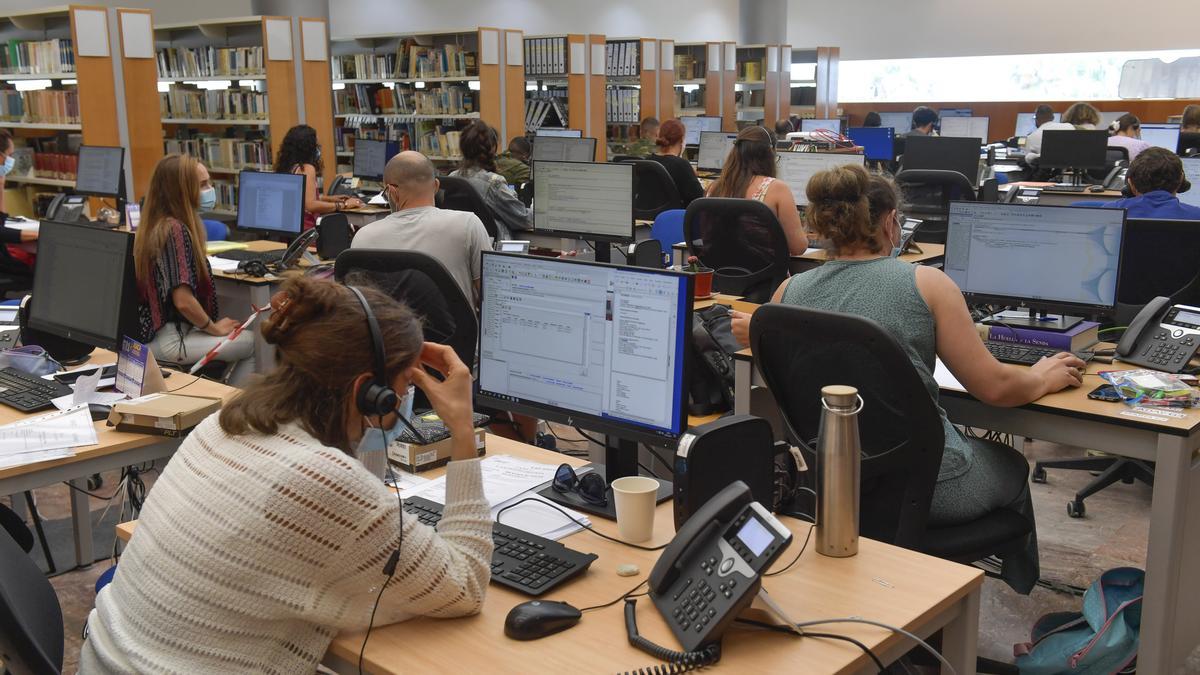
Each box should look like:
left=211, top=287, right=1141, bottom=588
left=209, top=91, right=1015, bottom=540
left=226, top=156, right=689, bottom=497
left=894, top=169, right=978, bottom=244
left=436, top=175, right=500, bottom=240
left=316, top=212, right=352, bottom=261
left=1115, top=218, right=1200, bottom=325
left=749, top=304, right=945, bottom=549
left=1178, top=132, right=1200, bottom=156
left=0, top=528, right=63, bottom=675
left=624, top=159, right=684, bottom=221
left=334, top=249, right=478, bottom=369
left=683, top=197, right=790, bottom=303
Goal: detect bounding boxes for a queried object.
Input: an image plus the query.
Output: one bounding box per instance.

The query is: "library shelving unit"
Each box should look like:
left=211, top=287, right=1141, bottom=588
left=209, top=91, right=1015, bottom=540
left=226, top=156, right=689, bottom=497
left=523, top=35, right=570, bottom=134
left=605, top=37, right=672, bottom=155
left=0, top=6, right=121, bottom=216
left=328, top=27, right=523, bottom=171
left=672, top=41, right=740, bottom=129
left=154, top=15, right=298, bottom=216
left=734, top=44, right=776, bottom=127
left=785, top=47, right=840, bottom=125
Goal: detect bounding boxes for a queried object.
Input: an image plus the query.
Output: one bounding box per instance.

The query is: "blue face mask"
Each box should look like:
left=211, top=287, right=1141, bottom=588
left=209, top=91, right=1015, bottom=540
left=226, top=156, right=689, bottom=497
left=199, top=186, right=217, bottom=211
left=357, top=413, right=407, bottom=455
left=0, top=156, right=14, bottom=177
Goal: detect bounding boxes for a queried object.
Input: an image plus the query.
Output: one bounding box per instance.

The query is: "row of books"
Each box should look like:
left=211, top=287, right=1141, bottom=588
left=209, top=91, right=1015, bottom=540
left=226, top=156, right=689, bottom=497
left=334, top=83, right=475, bottom=116
left=739, top=59, right=764, bottom=82
left=674, top=53, right=704, bottom=80
left=524, top=37, right=567, bottom=77
left=403, top=41, right=475, bottom=80
left=736, top=89, right=767, bottom=107
left=331, top=53, right=398, bottom=81
left=160, top=85, right=269, bottom=121
left=413, top=87, right=474, bottom=116
left=211, top=179, right=237, bottom=212
left=156, top=46, right=265, bottom=79
left=5, top=146, right=78, bottom=181
left=525, top=95, right=567, bottom=132
left=605, top=41, right=640, bottom=78
left=335, top=84, right=398, bottom=116
left=164, top=137, right=271, bottom=172
left=333, top=119, right=469, bottom=160
left=675, top=87, right=705, bottom=110
left=1, top=39, right=75, bottom=76
left=418, top=125, right=463, bottom=158
left=606, top=88, right=640, bottom=123
left=0, top=88, right=80, bottom=125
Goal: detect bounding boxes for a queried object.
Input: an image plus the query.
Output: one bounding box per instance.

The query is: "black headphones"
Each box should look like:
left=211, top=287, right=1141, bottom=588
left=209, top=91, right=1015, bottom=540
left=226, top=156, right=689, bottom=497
left=347, top=286, right=398, bottom=417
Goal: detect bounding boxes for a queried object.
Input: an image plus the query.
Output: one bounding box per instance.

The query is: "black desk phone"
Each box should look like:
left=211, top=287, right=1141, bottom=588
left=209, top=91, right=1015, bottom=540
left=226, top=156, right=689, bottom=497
left=645, top=481, right=792, bottom=653
left=1115, top=296, right=1200, bottom=373
left=44, top=193, right=87, bottom=222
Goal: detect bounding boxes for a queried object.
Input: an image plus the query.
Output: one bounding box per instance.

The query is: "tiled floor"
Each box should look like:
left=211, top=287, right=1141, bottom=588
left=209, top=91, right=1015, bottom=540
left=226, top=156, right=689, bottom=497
left=14, top=436, right=1156, bottom=673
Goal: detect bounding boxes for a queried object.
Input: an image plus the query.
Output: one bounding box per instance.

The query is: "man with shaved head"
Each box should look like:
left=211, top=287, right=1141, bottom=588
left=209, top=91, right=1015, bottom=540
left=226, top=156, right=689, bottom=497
left=351, top=150, right=492, bottom=303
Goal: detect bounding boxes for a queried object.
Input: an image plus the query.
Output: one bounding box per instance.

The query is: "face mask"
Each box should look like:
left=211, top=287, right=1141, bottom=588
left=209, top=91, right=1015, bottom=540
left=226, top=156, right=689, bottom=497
left=889, top=214, right=903, bottom=257
left=0, top=156, right=14, bottom=177
left=357, top=414, right=407, bottom=453
left=199, top=186, right=217, bottom=211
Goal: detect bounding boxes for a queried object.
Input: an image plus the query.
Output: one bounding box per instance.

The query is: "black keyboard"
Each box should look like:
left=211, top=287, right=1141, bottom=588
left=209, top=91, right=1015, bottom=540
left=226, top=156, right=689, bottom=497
left=1046, top=185, right=1088, bottom=193
left=402, top=495, right=598, bottom=596
left=214, top=249, right=285, bottom=263
left=985, top=340, right=1094, bottom=366
left=0, top=367, right=73, bottom=412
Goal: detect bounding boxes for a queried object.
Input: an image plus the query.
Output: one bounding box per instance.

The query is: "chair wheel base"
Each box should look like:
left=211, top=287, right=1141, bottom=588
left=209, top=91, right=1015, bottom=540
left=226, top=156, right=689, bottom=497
left=1031, top=466, right=1047, bottom=483
left=1067, top=500, right=1086, bottom=518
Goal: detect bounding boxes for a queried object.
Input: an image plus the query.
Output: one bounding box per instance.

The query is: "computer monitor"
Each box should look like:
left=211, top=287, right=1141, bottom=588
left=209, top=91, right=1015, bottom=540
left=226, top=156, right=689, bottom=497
left=937, top=116, right=989, bottom=143
left=697, top=131, right=737, bottom=171
left=900, top=135, right=984, bottom=184
left=681, top=115, right=722, bottom=146
left=1039, top=130, right=1109, bottom=170
left=1098, top=111, right=1129, bottom=128
left=477, top=251, right=692, bottom=450
left=945, top=202, right=1126, bottom=320
left=846, top=127, right=895, bottom=162
left=939, top=108, right=973, bottom=118
left=878, top=112, right=911, bottom=135
left=1181, top=158, right=1200, bottom=210
left=535, top=128, right=583, bottom=138
left=801, top=118, right=841, bottom=134
left=531, top=136, right=597, bottom=164
left=74, top=145, right=125, bottom=198
left=235, top=170, right=306, bottom=235
left=351, top=138, right=396, bottom=181
left=776, top=152, right=866, bottom=206
left=1139, top=123, right=1181, bottom=151
left=532, top=161, right=633, bottom=243
left=28, top=221, right=138, bottom=351
left=1015, top=112, right=1061, bottom=138
left=1117, top=218, right=1200, bottom=307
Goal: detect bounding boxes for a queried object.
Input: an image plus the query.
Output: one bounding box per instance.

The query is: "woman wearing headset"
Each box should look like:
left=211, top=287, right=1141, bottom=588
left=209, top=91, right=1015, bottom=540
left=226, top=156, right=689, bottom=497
left=81, top=276, right=492, bottom=674
left=705, top=126, right=808, bottom=254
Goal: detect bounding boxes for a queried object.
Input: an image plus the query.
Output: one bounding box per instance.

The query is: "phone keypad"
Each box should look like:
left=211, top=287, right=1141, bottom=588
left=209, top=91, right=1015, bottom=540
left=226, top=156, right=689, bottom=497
left=1141, top=330, right=1197, bottom=369
left=670, top=577, right=720, bottom=633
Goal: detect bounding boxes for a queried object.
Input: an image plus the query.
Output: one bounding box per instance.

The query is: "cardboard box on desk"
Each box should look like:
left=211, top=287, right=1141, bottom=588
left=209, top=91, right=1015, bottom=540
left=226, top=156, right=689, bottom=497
left=106, top=393, right=222, bottom=437
left=388, top=428, right=487, bottom=472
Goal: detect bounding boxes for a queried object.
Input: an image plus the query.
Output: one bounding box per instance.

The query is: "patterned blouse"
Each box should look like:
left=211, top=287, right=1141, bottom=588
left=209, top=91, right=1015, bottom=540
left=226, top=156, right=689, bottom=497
left=136, top=218, right=218, bottom=343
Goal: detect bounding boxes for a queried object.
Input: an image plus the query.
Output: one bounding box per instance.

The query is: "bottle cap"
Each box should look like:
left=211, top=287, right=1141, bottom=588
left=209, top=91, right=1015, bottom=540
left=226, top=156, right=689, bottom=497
left=821, top=385, right=858, bottom=407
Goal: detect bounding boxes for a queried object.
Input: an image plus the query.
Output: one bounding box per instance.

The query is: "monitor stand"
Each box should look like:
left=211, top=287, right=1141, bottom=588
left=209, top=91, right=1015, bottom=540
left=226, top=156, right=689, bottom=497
left=983, top=309, right=1083, bottom=333
left=538, top=435, right=673, bottom=521
left=592, top=239, right=613, bottom=264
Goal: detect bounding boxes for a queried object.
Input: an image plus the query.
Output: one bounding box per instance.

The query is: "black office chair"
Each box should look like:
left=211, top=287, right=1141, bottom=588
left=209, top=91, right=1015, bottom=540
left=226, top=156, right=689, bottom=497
left=316, top=212, right=353, bottom=261
left=0, top=528, right=64, bottom=675
left=610, top=154, right=640, bottom=163
left=436, top=175, right=500, bottom=240
left=1087, top=146, right=1129, bottom=182
left=751, top=304, right=1030, bottom=674
left=1178, top=131, right=1200, bottom=157
left=624, top=159, right=683, bottom=221
left=334, top=249, right=478, bottom=371
left=683, top=198, right=790, bottom=304
left=630, top=239, right=664, bottom=269
left=894, top=169, right=978, bottom=245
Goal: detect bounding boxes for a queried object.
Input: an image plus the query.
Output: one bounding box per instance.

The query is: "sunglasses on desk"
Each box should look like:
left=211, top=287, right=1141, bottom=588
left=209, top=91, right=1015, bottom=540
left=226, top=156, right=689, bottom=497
left=552, top=464, right=608, bottom=506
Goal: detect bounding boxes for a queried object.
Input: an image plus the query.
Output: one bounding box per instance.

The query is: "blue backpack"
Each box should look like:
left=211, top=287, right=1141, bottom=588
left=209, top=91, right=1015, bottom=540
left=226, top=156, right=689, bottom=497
left=1014, top=567, right=1142, bottom=674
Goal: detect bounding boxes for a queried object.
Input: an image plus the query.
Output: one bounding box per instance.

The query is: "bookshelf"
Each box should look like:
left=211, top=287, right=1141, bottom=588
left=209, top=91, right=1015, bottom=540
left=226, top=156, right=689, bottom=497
left=734, top=44, right=770, bottom=126
left=523, top=35, right=571, bottom=134
left=604, top=38, right=644, bottom=154
left=328, top=27, right=522, bottom=172
left=0, top=6, right=123, bottom=217
left=154, top=16, right=298, bottom=215
left=783, top=47, right=840, bottom=124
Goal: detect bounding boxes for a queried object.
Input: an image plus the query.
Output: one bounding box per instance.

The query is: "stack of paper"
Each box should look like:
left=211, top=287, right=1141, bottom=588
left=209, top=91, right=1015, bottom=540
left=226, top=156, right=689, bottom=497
left=400, top=454, right=592, bottom=541
left=0, top=405, right=98, bottom=470
left=207, top=256, right=241, bottom=273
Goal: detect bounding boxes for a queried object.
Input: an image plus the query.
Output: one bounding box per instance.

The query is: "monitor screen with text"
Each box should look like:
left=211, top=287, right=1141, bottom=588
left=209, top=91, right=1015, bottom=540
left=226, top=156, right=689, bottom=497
left=938, top=116, right=989, bottom=143
left=236, top=171, right=305, bottom=234
left=1181, top=158, right=1200, bottom=210
left=776, top=152, right=866, bottom=206
left=945, top=202, right=1126, bottom=312
left=532, top=161, right=632, bottom=241
left=1139, top=123, right=1181, bottom=152
left=682, top=116, right=722, bottom=146
left=75, top=146, right=125, bottom=198
left=531, top=136, right=597, bottom=164
left=1015, top=111, right=1060, bottom=137
left=878, top=112, right=912, bottom=135
left=478, top=252, right=691, bottom=443
left=352, top=139, right=393, bottom=180
left=697, top=131, right=737, bottom=170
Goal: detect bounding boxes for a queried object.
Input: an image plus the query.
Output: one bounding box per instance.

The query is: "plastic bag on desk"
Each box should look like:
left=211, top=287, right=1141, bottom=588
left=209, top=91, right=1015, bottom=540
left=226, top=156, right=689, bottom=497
left=1099, top=369, right=1200, bottom=407
left=0, top=345, right=61, bottom=377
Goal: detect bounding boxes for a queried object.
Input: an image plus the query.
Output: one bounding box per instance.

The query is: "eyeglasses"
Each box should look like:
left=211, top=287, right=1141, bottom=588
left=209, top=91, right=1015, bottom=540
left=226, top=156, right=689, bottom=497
left=552, top=463, right=608, bottom=506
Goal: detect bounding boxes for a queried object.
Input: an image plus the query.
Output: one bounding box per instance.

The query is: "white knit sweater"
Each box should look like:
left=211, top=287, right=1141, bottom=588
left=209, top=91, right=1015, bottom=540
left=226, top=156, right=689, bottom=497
left=79, top=415, right=493, bottom=674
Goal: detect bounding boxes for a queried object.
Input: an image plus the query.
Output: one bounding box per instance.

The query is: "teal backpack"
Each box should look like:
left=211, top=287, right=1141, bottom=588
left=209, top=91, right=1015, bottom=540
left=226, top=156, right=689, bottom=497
left=1014, top=567, right=1143, bottom=674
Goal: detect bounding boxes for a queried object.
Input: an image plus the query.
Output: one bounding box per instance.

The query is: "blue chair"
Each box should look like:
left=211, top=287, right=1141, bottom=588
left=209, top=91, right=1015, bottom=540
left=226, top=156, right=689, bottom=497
left=203, top=219, right=228, bottom=241
left=649, top=209, right=685, bottom=266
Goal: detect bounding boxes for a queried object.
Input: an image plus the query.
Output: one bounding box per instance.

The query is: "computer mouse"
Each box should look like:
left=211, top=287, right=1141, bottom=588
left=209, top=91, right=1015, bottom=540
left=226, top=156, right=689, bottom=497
left=503, top=600, right=582, bottom=640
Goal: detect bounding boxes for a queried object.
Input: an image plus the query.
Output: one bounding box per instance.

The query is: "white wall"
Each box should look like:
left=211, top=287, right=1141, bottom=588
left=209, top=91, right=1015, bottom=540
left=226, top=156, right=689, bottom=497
left=328, top=0, right=739, bottom=42
left=788, top=0, right=1197, bottom=60
left=1, top=0, right=252, bottom=25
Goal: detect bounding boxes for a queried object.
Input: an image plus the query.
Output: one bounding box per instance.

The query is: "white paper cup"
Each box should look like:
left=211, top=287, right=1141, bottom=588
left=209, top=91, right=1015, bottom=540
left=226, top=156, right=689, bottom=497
left=612, top=476, right=659, bottom=543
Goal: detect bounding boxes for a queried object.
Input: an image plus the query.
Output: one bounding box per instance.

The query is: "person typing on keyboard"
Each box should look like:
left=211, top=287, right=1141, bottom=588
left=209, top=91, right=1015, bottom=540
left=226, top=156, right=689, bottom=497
left=730, top=167, right=1085, bottom=593
left=81, top=276, right=492, bottom=674
left=133, top=154, right=256, bottom=383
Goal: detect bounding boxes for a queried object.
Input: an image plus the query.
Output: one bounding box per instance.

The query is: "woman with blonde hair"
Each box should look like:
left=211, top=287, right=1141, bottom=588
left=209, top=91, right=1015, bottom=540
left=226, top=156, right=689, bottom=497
left=133, top=153, right=254, bottom=382
left=705, top=126, right=808, bottom=254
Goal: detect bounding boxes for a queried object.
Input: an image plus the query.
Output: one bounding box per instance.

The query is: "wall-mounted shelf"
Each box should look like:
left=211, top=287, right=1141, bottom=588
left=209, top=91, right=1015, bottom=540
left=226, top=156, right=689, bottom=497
left=3, top=121, right=81, bottom=130
left=161, top=118, right=270, bottom=126
left=4, top=174, right=74, bottom=187
left=0, top=73, right=75, bottom=81
left=157, top=75, right=265, bottom=83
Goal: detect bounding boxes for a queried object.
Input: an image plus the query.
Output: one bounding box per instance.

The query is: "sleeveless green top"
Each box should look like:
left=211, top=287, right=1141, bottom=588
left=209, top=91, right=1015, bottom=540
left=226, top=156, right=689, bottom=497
left=781, top=256, right=972, bottom=481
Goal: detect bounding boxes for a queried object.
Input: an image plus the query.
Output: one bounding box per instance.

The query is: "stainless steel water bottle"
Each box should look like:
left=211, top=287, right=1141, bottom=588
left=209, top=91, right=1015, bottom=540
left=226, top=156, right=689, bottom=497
left=815, top=385, right=861, bottom=557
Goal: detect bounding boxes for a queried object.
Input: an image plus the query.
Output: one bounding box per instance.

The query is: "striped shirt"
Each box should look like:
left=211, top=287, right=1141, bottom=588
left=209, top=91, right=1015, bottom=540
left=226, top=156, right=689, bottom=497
left=136, top=218, right=218, bottom=343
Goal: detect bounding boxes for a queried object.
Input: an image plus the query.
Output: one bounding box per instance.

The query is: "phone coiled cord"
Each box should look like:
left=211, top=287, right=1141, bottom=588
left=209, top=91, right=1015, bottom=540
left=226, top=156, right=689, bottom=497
left=620, top=598, right=721, bottom=675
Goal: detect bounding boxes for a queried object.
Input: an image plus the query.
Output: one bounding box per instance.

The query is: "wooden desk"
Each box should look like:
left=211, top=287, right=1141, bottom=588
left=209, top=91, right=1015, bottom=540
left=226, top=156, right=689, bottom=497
left=211, top=240, right=309, bottom=373
left=117, top=436, right=981, bottom=674
left=730, top=300, right=1200, bottom=672
left=791, top=244, right=945, bottom=274
left=0, top=350, right=238, bottom=569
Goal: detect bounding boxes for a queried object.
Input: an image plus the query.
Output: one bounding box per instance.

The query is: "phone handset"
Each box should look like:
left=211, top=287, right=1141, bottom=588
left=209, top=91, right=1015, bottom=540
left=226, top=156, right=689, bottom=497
left=1116, top=296, right=1170, bottom=358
